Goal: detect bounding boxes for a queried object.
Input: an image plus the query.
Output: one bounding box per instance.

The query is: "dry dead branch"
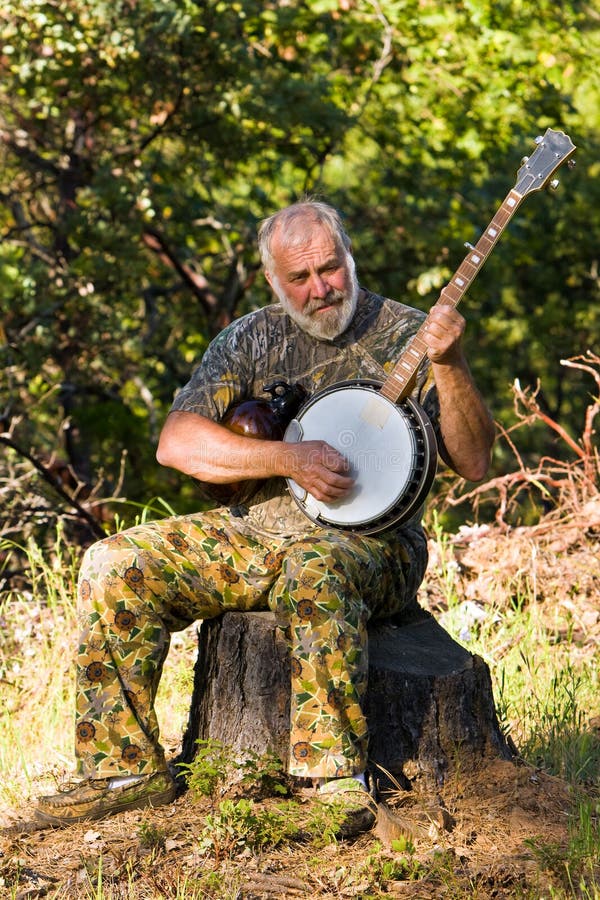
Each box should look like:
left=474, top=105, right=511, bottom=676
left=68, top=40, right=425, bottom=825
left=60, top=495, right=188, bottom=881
left=434, top=351, right=599, bottom=529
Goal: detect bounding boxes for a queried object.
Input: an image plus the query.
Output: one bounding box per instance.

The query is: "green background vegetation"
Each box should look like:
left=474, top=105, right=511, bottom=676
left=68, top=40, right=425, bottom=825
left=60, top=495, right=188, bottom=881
left=1, top=5, right=600, bottom=895
left=1, top=0, right=599, bottom=546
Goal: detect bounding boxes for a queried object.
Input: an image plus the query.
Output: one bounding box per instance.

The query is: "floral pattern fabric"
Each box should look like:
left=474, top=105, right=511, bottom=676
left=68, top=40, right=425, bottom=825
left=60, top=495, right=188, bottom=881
left=75, top=510, right=427, bottom=779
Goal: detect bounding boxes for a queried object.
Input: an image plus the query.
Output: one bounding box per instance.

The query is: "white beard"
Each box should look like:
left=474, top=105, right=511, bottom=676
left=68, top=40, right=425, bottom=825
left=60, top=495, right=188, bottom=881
left=271, top=254, right=360, bottom=340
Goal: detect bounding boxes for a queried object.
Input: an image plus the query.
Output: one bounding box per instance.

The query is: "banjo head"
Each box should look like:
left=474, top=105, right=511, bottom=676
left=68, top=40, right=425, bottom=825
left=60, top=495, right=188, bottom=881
left=284, top=380, right=437, bottom=533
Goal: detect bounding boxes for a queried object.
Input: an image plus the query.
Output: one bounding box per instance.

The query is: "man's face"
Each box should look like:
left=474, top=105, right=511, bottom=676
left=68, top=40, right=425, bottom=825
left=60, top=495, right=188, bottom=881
left=266, top=223, right=359, bottom=340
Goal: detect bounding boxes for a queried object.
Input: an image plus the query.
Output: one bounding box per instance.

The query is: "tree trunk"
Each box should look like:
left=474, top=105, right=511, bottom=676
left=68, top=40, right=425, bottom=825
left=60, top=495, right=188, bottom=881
left=177, top=605, right=513, bottom=787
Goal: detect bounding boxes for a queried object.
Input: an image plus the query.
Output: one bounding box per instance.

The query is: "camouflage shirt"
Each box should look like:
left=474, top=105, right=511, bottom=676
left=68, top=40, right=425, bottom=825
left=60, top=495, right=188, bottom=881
left=171, top=289, right=439, bottom=540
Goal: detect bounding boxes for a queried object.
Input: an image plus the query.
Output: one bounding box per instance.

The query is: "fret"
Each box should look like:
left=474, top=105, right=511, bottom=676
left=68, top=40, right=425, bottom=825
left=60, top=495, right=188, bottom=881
left=380, top=376, right=406, bottom=402
left=440, top=285, right=460, bottom=304
left=383, top=371, right=407, bottom=387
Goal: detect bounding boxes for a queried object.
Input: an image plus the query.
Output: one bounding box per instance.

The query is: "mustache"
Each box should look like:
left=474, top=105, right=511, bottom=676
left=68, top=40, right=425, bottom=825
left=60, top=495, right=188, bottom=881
left=304, top=289, right=346, bottom=316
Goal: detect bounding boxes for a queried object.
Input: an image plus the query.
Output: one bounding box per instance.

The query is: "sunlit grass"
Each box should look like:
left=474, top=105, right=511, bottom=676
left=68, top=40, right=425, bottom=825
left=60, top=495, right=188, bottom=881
left=437, top=592, right=600, bottom=786
left=0, top=529, right=78, bottom=807
left=425, top=573, right=600, bottom=897
left=0, top=526, right=197, bottom=820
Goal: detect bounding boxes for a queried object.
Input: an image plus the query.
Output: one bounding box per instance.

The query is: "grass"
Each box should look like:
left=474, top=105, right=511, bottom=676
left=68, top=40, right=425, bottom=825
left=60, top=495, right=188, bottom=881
left=1, top=521, right=600, bottom=898
left=0, top=527, right=196, bottom=807
left=424, top=513, right=600, bottom=786
left=441, top=590, right=600, bottom=785
left=0, top=529, right=79, bottom=803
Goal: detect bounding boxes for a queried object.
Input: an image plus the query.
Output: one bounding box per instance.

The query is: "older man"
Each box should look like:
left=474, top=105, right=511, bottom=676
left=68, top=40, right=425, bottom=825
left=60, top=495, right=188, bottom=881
left=35, top=201, right=494, bottom=833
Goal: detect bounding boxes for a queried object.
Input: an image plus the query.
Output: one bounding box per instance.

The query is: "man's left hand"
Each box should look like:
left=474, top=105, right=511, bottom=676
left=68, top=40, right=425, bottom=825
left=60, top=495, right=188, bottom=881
left=423, top=303, right=466, bottom=364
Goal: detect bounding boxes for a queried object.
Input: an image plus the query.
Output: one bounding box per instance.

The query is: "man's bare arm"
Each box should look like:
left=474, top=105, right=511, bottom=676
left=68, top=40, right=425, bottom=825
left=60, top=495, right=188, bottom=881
left=156, top=410, right=354, bottom=502
left=424, top=303, right=495, bottom=481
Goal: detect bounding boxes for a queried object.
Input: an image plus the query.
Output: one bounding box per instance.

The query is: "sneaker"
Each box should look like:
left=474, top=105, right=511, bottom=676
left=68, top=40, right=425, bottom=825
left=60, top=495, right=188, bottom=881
left=34, top=771, right=176, bottom=827
left=318, top=775, right=377, bottom=838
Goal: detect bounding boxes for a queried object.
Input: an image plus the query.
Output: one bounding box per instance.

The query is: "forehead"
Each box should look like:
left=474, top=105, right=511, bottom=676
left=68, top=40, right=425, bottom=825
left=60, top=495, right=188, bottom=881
left=270, top=222, right=341, bottom=272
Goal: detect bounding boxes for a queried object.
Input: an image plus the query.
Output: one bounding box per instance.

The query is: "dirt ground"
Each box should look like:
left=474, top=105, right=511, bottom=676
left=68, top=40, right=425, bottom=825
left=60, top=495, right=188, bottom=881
left=1, top=515, right=599, bottom=899
left=0, top=755, right=578, bottom=898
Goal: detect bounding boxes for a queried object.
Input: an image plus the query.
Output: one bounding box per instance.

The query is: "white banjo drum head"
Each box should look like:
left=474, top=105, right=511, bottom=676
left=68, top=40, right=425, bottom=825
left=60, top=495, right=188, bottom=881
left=284, top=383, right=422, bottom=529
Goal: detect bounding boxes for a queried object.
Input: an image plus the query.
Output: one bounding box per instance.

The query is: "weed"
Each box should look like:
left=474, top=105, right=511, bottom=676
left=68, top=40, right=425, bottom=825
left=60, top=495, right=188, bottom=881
left=427, top=510, right=462, bottom=609
left=178, top=738, right=231, bottom=802
left=302, top=795, right=350, bottom=847
left=194, top=788, right=355, bottom=864
left=361, top=839, right=422, bottom=886
left=178, top=738, right=288, bottom=805
left=508, top=658, right=600, bottom=783
left=197, top=797, right=300, bottom=863
left=238, top=747, right=290, bottom=798
left=137, top=820, right=166, bottom=851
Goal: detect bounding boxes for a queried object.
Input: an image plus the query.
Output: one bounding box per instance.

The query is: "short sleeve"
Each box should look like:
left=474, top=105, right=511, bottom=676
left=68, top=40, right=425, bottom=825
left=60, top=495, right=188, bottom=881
left=170, top=322, right=254, bottom=421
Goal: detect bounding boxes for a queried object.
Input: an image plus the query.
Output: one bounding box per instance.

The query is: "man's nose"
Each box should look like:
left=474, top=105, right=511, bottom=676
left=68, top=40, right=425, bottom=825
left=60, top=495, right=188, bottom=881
left=309, top=272, right=328, bottom=297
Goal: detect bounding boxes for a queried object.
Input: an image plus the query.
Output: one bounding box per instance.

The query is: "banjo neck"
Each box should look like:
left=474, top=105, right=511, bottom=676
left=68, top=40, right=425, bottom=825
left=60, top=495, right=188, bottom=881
left=379, top=127, right=576, bottom=405
left=379, top=189, right=521, bottom=404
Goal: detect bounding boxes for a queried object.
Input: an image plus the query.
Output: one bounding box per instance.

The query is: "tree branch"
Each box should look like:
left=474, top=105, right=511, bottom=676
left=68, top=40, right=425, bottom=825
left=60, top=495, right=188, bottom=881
left=0, top=432, right=106, bottom=540
left=141, top=227, right=219, bottom=315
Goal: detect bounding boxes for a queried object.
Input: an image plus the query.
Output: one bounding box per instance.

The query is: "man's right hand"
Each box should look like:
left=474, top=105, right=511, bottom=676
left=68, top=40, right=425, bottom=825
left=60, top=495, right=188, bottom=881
left=282, top=440, right=354, bottom=502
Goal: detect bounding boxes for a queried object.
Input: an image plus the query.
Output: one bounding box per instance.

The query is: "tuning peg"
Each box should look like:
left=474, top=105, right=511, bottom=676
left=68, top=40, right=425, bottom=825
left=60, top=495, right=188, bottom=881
left=549, top=178, right=560, bottom=191
left=464, top=241, right=476, bottom=250
left=535, top=135, right=544, bottom=144
left=521, top=156, right=530, bottom=165
left=567, top=159, right=576, bottom=169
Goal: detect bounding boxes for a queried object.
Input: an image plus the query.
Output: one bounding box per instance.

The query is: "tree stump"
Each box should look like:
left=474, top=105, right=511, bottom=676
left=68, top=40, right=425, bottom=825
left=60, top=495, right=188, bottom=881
left=177, top=605, right=513, bottom=786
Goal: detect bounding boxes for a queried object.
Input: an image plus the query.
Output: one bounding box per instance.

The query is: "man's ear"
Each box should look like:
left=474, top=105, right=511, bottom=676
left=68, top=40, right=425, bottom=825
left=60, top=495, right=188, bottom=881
left=264, top=269, right=274, bottom=288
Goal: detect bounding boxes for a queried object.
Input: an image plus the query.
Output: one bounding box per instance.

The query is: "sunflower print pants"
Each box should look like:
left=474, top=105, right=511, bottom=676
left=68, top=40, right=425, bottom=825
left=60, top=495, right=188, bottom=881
left=75, top=509, right=425, bottom=780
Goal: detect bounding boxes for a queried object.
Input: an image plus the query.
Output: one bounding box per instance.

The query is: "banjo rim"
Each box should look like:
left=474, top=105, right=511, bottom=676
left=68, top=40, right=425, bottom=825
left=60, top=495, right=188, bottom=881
left=284, top=379, right=437, bottom=534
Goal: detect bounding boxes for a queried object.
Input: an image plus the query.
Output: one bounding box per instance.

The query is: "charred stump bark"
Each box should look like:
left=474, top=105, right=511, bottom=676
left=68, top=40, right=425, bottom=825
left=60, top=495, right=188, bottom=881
left=177, top=604, right=513, bottom=787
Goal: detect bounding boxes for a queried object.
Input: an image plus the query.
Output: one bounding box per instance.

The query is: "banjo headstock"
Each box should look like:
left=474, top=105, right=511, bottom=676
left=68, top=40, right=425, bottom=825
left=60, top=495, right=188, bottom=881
left=514, top=128, right=576, bottom=197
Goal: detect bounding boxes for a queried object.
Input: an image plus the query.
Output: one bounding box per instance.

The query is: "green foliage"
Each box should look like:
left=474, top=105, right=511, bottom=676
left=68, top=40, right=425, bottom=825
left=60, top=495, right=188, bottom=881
left=195, top=793, right=362, bottom=862
left=512, top=658, right=600, bottom=784
left=178, top=738, right=288, bottom=804
left=361, top=840, right=423, bottom=884
left=1, top=0, right=599, bottom=546
left=197, top=797, right=300, bottom=861
left=178, top=739, right=232, bottom=801
left=237, top=746, right=290, bottom=799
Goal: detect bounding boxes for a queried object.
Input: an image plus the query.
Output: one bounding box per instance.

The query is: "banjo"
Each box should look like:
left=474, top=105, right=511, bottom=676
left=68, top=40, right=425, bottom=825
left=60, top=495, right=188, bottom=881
left=284, top=128, right=576, bottom=534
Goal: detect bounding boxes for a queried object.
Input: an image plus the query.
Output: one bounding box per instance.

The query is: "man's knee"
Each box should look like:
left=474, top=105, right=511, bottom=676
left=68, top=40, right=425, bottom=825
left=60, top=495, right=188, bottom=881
left=283, top=535, right=358, bottom=574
